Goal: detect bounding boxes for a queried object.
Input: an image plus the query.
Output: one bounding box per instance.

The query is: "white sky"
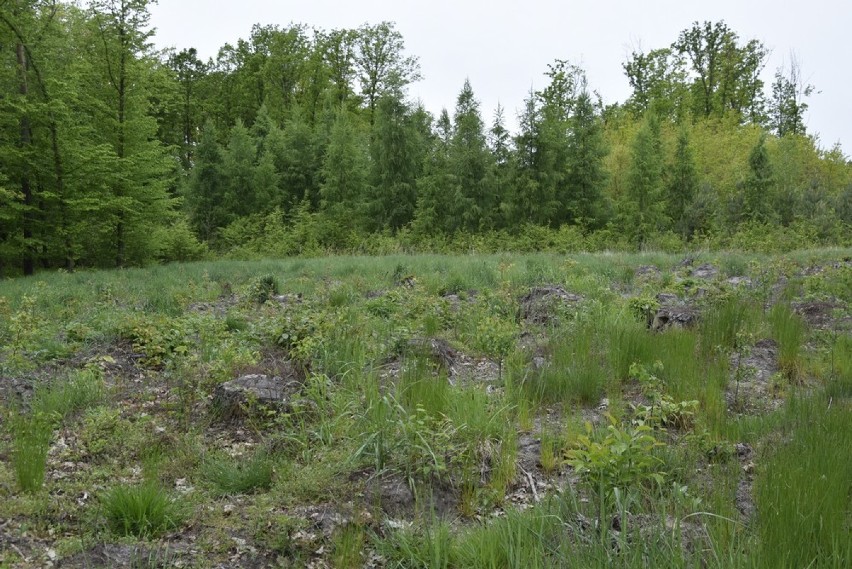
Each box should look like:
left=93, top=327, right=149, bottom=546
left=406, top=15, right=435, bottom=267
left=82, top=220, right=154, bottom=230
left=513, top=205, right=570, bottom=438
left=149, top=0, right=850, bottom=155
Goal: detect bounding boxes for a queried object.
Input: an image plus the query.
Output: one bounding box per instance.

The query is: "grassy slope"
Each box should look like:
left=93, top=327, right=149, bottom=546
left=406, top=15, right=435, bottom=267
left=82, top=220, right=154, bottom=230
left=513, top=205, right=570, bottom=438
left=0, top=248, right=850, bottom=568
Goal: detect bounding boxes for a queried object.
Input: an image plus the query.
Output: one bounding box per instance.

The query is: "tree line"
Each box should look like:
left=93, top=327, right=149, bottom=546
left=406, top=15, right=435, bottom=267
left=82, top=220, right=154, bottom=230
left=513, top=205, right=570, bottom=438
left=2, top=1, right=851, bottom=275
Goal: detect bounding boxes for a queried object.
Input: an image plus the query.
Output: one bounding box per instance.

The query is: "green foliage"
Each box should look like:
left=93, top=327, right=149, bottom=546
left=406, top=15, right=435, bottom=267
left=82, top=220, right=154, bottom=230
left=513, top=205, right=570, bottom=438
left=566, top=417, right=666, bottom=494
left=101, top=483, right=186, bottom=538
left=249, top=273, right=279, bottom=304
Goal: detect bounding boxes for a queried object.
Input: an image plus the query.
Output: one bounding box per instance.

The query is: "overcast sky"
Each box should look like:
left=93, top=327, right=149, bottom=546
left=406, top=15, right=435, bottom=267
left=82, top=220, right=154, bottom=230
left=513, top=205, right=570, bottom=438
left=149, top=0, right=850, bottom=154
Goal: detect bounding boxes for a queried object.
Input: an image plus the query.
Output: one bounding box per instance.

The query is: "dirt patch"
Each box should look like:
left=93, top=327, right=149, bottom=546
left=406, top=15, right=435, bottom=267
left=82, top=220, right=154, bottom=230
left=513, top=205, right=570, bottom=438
left=212, top=372, right=304, bottom=421
left=792, top=300, right=847, bottom=330
left=382, top=338, right=502, bottom=387
left=635, top=265, right=661, bottom=280
left=651, top=304, right=700, bottom=331
left=360, top=471, right=458, bottom=520
left=734, top=443, right=756, bottom=522
left=691, top=263, right=719, bottom=280
left=58, top=543, right=192, bottom=569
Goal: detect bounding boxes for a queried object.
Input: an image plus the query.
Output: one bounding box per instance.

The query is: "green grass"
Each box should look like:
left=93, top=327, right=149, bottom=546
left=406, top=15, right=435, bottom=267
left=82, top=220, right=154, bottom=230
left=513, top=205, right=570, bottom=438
left=0, top=249, right=850, bottom=567
left=9, top=411, right=53, bottom=493
left=768, top=303, right=806, bottom=380
left=755, top=396, right=852, bottom=568
left=101, top=482, right=186, bottom=538
left=201, top=450, right=275, bottom=496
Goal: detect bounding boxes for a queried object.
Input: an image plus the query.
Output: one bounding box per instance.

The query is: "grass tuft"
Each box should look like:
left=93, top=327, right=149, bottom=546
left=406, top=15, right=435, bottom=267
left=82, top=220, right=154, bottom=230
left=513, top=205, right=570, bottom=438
left=101, top=482, right=186, bottom=538
left=201, top=450, right=274, bottom=496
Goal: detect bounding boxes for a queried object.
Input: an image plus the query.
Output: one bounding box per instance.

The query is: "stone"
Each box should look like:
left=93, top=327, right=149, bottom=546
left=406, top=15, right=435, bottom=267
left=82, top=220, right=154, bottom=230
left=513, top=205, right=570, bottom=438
left=212, top=374, right=302, bottom=419
left=691, top=263, right=719, bottom=279
left=519, top=285, right=584, bottom=325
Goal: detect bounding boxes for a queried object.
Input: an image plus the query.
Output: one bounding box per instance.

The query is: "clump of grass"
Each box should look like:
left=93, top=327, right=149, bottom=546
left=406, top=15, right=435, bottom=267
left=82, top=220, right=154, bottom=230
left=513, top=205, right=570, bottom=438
left=700, top=296, right=757, bottom=356
left=10, top=411, right=53, bottom=493
left=606, top=315, right=655, bottom=382
left=539, top=429, right=561, bottom=475
left=527, top=322, right=609, bottom=405
left=768, top=303, right=805, bottom=380
left=101, top=482, right=185, bottom=538
left=31, top=368, right=104, bottom=421
left=398, top=357, right=450, bottom=418
left=201, top=450, right=274, bottom=496
left=375, top=519, right=453, bottom=569
left=332, top=524, right=365, bottom=568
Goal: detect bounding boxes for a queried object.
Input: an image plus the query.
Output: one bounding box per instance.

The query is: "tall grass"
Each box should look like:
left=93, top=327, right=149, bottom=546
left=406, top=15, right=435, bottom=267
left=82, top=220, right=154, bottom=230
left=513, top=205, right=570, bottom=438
left=10, top=411, right=53, bottom=493
left=700, top=297, right=759, bottom=356
left=755, top=396, right=852, bottom=568
left=768, top=303, right=806, bottom=380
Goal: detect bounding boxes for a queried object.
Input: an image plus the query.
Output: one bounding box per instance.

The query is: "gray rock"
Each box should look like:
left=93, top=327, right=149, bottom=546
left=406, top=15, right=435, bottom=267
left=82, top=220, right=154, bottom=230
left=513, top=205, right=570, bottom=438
left=212, top=374, right=301, bottom=419
left=651, top=304, right=700, bottom=331
left=519, top=286, right=584, bottom=325
left=635, top=265, right=661, bottom=279
left=692, top=263, right=719, bottom=279
left=726, top=276, right=752, bottom=287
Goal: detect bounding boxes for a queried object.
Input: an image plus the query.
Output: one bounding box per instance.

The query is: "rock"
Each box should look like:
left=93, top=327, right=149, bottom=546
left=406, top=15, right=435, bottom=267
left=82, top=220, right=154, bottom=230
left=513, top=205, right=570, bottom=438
left=635, top=265, right=661, bottom=279
left=726, top=276, right=752, bottom=287
left=651, top=304, right=700, bottom=331
left=519, top=285, right=584, bottom=325
left=212, top=374, right=302, bottom=420
left=727, top=339, right=781, bottom=413
left=404, top=337, right=458, bottom=370
left=656, top=293, right=679, bottom=305
left=692, top=263, right=719, bottom=279
left=677, top=257, right=695, bottom=268
left=271, top=293, right=302, bottom=305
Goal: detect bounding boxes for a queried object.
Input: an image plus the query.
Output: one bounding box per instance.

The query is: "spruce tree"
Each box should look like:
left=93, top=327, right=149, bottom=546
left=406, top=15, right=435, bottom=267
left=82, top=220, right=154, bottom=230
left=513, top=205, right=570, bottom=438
left=564, top=90, right=608, bottom=228
left=666, top=126, right=699, bottom=237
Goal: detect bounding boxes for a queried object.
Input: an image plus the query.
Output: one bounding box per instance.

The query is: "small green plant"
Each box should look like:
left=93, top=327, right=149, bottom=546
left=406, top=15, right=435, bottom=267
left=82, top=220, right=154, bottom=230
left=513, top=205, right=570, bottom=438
left=101, top=483, right=185, bottom=538
left=201, top=450, right=274, bottom=496
left=628, top=295, right=660, bottom=326
left=629, top=362, right=699, bottom=430
left=250, top=273, right=279, bottom=304
left=566, top=415, right=665, bottom=525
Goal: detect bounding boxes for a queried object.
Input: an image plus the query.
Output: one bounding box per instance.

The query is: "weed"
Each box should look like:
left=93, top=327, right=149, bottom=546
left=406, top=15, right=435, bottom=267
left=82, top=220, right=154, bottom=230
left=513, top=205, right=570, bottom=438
left=101, top=483, right=185, bottom=538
